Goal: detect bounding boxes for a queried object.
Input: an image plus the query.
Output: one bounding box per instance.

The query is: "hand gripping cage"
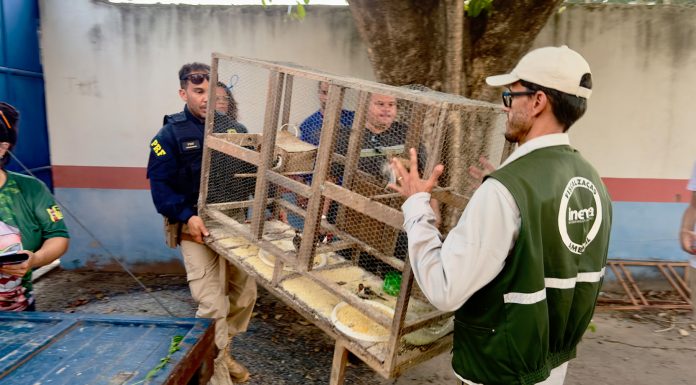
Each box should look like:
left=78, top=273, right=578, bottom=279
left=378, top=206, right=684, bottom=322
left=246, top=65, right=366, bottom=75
left=199, top=53, right=512, bottom=384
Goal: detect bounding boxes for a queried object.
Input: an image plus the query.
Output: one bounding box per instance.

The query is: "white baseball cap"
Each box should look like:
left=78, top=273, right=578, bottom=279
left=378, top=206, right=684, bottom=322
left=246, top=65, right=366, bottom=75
left=486, top=45, right=592, bottom=99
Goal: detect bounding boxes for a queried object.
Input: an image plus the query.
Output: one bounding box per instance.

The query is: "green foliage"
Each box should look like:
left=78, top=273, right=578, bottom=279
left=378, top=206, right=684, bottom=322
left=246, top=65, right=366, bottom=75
left=259, top=0, right=310, bottom=20
left=129, top=335, right=184, bottom=385
left=587, top=322, right=597, bottom=333
left=465, top=0, right=494, bottom=18
left=294, top=2, right=306, bottom=20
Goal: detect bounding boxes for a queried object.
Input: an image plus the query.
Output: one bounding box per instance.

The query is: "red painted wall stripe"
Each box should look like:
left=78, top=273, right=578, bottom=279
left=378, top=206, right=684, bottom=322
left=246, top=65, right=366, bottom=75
left=53, top=166, right=149, bottom=190
left=52, top=166, right=690, bottom=203
left=602, top=177, right=689, bottom=203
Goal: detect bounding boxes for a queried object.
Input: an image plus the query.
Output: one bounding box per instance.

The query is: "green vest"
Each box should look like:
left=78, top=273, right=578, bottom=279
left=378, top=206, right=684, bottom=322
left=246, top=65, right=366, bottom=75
left=452, top=145, right=612, bottom=385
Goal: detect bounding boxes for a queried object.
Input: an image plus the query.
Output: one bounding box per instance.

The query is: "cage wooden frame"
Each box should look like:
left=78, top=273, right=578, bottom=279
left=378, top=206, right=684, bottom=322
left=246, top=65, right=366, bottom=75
left=198, top=52, right=510, bottom=384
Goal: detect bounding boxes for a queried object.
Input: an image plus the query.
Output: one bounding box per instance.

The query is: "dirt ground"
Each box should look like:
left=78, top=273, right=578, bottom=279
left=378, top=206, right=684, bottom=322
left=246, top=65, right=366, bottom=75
left=33, top=269, right=696, bottom=385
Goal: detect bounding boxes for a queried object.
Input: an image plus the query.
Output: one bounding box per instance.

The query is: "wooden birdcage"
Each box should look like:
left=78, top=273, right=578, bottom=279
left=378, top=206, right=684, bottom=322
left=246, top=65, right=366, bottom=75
left=199, top=53, right=511, bottom=384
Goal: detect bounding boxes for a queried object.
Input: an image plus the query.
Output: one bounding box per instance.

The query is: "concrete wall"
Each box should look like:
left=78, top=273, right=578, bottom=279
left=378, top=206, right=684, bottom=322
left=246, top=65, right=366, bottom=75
left=38, top=1, right=695, bottom=272
left=538, top=4, right=695, bottom=180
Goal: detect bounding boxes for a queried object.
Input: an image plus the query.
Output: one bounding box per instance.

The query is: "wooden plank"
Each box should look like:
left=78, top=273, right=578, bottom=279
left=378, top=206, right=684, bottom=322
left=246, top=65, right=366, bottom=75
left=384, top=257, right=415, bottom=372
left=274, top=198, right=404, bottom=271
left=423, top=104, right=448, bottom=179
left=323, top=182, right=404, bottom=230
left=163, top=317, right=216, bottom=385
left=667, top=264, right=691, bottom=298
left=205, top=209, right=295, bottom=266
left=205, top=238, right=392, bottom=379
left=405, top=102, right=427, bottom=153
left=206, top=200, right=255, bottom=211
left=298, top=84, right=345, bottom=271
left=211, top=52, right=502, bottom=112
left=340, top=90, right=370, bottom=190
left=335, top=90, right=369, bottom=229
left=392, top=335, right=453, bottom=377
left=205, top=135, right=261, bottom=166
left=250, top=71, right=284, bottom=239
left=657, top=264, right=691, bottom=304
left=266, top=169, right=313, bottom=198
left=0, top=312, right=214, bottom=385
left=329, top=342, right=349, bottom=385
left=198, top=56, right=220, bottom=211
left=269, top=75, right=296, bottom=221
left=401, top=311, right=453, bottom=335
left=281, top=74, right=294, bottom=127
left=608, top=263, right=638, bottom=306
left=619, top=263, right=649, bottom=306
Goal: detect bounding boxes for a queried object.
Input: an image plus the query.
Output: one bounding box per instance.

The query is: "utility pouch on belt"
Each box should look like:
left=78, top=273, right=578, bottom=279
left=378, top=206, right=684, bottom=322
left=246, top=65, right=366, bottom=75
left=163, top=217, right=182, bottom=248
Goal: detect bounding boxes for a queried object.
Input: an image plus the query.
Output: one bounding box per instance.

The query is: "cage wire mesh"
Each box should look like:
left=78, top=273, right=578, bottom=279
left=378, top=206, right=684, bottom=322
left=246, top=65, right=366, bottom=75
left=201, top=54, right=510, bottom=376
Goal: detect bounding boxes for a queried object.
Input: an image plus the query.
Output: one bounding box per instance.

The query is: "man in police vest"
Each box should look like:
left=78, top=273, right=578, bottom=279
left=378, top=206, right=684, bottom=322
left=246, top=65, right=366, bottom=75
left=388, top=46, right=612, bottom=385
left=147, top=62, right=256, bottom=384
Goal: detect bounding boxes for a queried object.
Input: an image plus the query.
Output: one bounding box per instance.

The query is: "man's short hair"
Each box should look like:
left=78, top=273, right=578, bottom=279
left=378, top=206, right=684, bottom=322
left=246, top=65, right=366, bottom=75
left=179, top=62, right=210, bottom=89
left=520, top=73, right=592, bottom=131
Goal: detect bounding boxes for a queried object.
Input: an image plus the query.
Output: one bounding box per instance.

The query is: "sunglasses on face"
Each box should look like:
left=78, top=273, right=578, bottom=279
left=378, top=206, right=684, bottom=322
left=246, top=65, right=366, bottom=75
left=502, top=89, right=536, bottom=108
left=181, top=73, right=210, bottom=85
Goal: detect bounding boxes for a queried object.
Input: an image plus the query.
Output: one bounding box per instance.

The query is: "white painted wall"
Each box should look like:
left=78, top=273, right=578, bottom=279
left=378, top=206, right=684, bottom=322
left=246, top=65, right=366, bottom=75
left=40, top=1, right=695, bottom=178
left=535, top=4, right=696, bottom=179
left=39, top=1, right=373, bottom=167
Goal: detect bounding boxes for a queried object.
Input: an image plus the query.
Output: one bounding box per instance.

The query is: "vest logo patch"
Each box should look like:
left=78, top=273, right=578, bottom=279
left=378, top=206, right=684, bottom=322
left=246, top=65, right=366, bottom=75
left=568, top=207, right=594, bottom=224
left=150, top=139, right=167, bottom=156
left=46, top=205, right=64, bottom=222
left=558, top=177, right=603, bottom=255
left=181, top=140, right=201, bottom=152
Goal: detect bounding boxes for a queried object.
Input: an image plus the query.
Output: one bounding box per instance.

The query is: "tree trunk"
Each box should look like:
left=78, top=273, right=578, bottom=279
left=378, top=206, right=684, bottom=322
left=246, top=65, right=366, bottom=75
left=347, top=0, right=562, bottom=230
left=347, top=0, right=563, bottom=101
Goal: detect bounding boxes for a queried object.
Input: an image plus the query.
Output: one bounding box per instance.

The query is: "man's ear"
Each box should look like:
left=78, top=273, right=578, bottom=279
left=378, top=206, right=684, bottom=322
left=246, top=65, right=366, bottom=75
left=531, top=91, right=548, bottom=117
left=178, top=88, right=187, bottom=102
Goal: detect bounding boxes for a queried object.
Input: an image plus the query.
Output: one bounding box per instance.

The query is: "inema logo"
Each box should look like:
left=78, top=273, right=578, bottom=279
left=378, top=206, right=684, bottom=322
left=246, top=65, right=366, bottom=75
left=568, top=207, right=595, bottom=224
left=558, top=177, right=604, bottom=255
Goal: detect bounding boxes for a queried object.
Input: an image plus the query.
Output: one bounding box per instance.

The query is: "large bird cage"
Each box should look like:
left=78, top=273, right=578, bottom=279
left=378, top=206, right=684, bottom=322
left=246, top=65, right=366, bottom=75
left=199, top=53, right=511, bottom=384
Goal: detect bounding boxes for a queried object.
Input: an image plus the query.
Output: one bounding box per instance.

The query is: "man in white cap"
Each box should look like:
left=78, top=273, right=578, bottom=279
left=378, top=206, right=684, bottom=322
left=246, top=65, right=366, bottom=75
left=389, top=46, right=613, bottom=384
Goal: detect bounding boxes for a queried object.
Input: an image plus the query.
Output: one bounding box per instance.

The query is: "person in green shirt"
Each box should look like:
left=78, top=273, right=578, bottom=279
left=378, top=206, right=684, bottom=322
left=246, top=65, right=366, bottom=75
left=0, top=102, right=69, bottom=311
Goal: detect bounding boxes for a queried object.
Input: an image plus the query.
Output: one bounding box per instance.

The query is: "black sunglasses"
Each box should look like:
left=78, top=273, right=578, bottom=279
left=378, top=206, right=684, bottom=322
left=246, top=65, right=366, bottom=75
left=181, top=73, right=210, bottom=85
left=502, top=90, right=536, bottom=108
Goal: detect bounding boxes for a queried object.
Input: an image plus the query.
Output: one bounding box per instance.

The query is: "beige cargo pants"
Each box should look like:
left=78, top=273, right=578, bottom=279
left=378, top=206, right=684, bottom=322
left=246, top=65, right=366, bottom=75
left=180, top=239, right=257, bottom=350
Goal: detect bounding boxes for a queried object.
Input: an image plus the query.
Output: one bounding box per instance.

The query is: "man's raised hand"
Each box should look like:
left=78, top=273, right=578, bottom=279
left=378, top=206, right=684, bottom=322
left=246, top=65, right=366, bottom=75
left=388, top=148, right=444, bottom=198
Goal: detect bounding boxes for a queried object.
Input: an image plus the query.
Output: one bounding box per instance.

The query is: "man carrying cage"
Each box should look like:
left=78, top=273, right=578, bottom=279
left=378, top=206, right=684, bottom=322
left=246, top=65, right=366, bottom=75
left=146, top=62, right=256, bottom=384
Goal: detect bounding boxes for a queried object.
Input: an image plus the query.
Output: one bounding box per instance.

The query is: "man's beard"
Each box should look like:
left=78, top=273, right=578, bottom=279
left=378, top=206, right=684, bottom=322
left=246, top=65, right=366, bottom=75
left=504, top=111, right=531, bottom=143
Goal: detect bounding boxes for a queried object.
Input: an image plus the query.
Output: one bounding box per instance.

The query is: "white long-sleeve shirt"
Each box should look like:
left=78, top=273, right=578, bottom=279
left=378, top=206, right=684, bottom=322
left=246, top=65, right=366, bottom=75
left=401, top=133, right=573, bottom=385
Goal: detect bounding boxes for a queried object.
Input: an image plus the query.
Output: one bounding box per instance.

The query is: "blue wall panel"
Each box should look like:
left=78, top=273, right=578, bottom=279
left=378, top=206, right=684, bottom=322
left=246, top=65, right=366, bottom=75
left=54, top=188, right=182, bottom=271
left=608, top=201, right=690, bottom=262
left=0, top=0, right=51, bottom=188
left=2, top=0, right=42, bottom=71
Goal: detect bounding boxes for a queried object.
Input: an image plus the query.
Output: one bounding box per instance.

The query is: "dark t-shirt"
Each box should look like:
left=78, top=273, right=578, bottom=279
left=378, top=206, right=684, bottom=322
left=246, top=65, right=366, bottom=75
left=331, top=122, right=425, bottom=185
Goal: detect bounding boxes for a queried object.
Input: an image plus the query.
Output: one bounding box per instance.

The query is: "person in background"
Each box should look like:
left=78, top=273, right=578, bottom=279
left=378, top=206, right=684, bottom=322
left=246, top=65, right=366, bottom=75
left=299, top=81, right=354, bottom=146
left=389, top=46, right=612, bottom=385
left=215, top=81, right=247, bottom=133
left=147, top=63, right=256, bottom=384
left=209, top=81, right=256, bottom=215
left=0, top=102, right=69, bottom=311
left=679, top=161, right=696, bottom=320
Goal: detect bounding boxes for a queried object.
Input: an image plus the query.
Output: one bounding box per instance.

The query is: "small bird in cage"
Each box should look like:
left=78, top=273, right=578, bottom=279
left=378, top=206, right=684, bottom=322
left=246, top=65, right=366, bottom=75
left=317, top=231, right=333, bottom=245
left=357, top=283, right=386, bottom=301
left=292, top=230, right=302, bottom=253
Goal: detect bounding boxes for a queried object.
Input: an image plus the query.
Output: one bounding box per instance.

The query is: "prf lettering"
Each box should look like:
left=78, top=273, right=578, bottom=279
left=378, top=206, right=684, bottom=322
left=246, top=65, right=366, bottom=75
left=151, top=139, right=166, bottom=156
